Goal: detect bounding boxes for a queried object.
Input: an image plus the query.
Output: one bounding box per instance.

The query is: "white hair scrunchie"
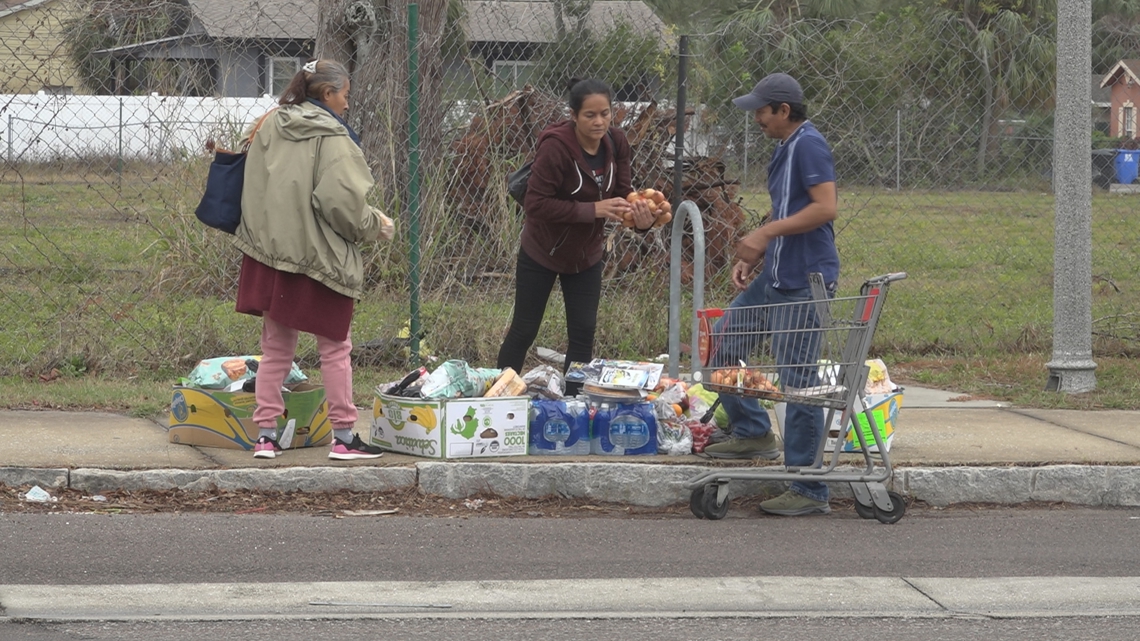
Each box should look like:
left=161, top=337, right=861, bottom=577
left=302, top=60, right=318, bottom=74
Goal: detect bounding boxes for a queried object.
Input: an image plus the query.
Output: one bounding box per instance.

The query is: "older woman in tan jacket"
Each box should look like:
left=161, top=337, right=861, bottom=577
left=234, top=58, right=393, bottom=461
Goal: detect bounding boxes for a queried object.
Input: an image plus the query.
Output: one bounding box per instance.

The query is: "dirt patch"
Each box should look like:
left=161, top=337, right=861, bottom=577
left=0, top=484, right=897, bottom=519
left=0, top=485, right=697, bottom=519
left=5, top=485, right=1091, bottom=519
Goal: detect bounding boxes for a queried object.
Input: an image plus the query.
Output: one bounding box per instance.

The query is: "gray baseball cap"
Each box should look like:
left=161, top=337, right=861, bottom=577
left=732, top=73, right=804, bottom=110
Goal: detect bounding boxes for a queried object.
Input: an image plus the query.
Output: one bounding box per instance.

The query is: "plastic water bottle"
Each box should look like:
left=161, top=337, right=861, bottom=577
left=528, top=398, right=591, bottom=455
left=590, top=401, right=657, bottom=456
left=558, top=399, right=591, bottom=455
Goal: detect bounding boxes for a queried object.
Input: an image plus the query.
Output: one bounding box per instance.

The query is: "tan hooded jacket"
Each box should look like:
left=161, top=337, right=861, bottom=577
left=234, top=101, right=383, bottom=299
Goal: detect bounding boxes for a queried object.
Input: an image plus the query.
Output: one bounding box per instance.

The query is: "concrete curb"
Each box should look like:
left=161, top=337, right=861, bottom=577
left=0, top=467, right=69, bottom=490
left=8, top=577, right=1140, bottom=620
left=903, top=465, right=1140, bottom=506
left=3, top=464, right=1140, bottom=508
left=67, top=467, right=418, bottom=494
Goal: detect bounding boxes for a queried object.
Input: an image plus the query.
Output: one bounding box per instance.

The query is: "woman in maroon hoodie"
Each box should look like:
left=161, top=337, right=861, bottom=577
left=496, top=78, right=655, bottom=394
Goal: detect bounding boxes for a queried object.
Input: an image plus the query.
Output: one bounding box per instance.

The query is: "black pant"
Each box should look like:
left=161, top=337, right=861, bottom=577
left=497, top=248, right=603, bottom=395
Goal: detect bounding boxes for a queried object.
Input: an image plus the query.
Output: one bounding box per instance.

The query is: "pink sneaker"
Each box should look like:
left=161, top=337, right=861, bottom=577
left=329, top=434, right=384, bottom=460
left=253, top=436, right=283, bottom=459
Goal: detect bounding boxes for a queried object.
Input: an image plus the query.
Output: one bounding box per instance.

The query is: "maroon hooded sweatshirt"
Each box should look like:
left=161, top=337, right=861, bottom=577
left=520, top=120, right=633, bottom=273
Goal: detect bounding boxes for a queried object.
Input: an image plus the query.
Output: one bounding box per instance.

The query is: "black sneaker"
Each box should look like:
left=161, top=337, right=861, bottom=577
left=329, top=434, right=384, bottom=460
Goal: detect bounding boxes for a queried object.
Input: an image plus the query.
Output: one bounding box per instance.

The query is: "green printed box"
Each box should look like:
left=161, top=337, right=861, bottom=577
left=776, top=390, right=902, bottom=453
left=168, top=383, right=330, bottom=450
left=826, top=391, right=902, bottom=453
left=370, top=393, right=528, bottom=459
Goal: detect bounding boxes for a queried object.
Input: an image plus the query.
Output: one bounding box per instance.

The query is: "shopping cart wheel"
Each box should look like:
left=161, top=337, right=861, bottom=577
left=853, top=500, right=876, bottom=520
left=700, top=484, right=729, bottom=521
left=689, top=487, right=708, bottom=519
left=873, top=491, right=907, bottom=524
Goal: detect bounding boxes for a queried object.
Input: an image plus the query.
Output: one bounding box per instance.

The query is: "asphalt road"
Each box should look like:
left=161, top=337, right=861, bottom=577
left=2, top=616, right=1139, bottom=641
left=1, top=505, right=1138, bottom=640
left=1, top=506, right=1138, bottom=584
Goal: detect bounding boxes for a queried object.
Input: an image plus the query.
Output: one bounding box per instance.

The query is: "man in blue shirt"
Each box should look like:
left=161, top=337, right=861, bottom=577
left=703, top=73, right=839, bottom=517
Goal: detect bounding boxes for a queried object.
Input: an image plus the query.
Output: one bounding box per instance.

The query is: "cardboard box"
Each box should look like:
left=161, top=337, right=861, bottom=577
left=775, top=390, right=902, bottom=453
left=826, top=391, right=902, bottom=453
left=168, top=383, right=331, bottom=450
left=370, top=392, right=528, bottom=459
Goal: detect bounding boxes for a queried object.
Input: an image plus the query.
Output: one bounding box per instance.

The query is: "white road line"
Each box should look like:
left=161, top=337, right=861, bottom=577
left=2, top=577, right=1139, bottom=621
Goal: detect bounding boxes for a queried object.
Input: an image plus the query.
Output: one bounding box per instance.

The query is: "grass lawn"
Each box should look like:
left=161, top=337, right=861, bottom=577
left=4, top=353, right=1137, bottom=420
left=2, top=163, right=1139, bottom=412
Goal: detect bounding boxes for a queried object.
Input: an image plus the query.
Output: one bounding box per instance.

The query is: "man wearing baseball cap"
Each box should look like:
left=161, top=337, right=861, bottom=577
left=703, top=73, right=840, bottom=517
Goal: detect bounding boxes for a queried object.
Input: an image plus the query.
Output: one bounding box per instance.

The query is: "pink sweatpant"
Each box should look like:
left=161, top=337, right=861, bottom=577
left=253, top=316, right=357, bottom=429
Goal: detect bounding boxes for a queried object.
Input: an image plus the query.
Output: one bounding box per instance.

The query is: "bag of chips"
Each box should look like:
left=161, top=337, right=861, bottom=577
left=184, top=355, right=306, bottom=389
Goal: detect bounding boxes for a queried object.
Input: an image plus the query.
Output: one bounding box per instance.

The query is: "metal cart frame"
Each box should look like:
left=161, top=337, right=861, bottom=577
left=686, top=272, right=908, bottom=523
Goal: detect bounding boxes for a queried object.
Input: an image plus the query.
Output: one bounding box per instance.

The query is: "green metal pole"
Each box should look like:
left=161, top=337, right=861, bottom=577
left=407, top=3, right=422, bottom=365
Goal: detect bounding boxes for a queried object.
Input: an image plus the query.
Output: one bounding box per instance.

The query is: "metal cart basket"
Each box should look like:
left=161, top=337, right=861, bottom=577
left=687, top=272, right=908, bottom=523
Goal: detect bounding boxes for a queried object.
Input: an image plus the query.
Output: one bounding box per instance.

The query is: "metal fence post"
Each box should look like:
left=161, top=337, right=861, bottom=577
left=407, top=3, right=423, bottom=365
left=1047, top=0, right=1096, bottom=393
left=743, top=111, right=749, bottom=186
left=672, top=35, right=688, bottom=211
left=896, top=109, right=901, bottom=191
left=668, top=200, right=705, bottom=378
left=117, top=97, right=124, bottom=191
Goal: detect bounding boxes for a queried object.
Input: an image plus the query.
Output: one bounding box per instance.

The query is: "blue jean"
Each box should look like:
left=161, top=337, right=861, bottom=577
left=712, top=278, right=832, bottom=502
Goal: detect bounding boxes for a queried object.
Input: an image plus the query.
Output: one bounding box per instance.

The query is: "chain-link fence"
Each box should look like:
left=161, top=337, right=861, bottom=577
left=1, top=0, right=1139, bottom=382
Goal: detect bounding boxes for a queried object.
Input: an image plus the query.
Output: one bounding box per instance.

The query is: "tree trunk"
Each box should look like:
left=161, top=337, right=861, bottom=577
left=316, top=0, right=449, bottom=206
left=977, top=47, right=993, bottom=179
left=316, top=0, right=356, bottom=67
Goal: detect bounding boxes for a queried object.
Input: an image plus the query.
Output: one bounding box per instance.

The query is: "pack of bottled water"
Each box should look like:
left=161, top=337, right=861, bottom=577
left=528, top=398, right=591, bottom=455
left=589, top=400, right=658, bottom=456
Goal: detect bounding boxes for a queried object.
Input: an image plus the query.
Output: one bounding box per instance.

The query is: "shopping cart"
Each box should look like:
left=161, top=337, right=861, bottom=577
left=686, top=272, right=908, bottom=523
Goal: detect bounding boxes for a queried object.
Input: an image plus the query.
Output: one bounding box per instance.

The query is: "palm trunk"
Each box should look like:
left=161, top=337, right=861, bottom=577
left=978, top=47, right=993, bottom=179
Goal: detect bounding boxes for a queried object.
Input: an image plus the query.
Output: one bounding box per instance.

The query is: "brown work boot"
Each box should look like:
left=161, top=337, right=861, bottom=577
left=759, top=491, right=831, bottom=516
left=702, top=432, right=780, bottom=460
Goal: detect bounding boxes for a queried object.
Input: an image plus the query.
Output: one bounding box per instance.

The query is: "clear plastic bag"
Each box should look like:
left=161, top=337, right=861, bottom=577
left=656, top=417, right=692, bottom=456
left=522, top=364, right=565, bottom=399
left=687, top=383, right=728, bottom=427
left=864, top=358, right=897, bottom=395
left=421, top=360, right=501, bottom=399
left=655, top=382, right=688, bottom=407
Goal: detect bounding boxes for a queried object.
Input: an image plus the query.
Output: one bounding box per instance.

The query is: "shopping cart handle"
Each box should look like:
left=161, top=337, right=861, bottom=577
left=865, top=272, right=908, bottom=284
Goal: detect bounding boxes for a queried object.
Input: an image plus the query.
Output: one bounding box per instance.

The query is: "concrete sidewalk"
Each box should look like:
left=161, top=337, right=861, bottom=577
left=2, top=386, right=1139, bottom=508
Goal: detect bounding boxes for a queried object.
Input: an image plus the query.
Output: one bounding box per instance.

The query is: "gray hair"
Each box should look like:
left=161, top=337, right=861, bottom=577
left=279, top=59, right=350, bottom=105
